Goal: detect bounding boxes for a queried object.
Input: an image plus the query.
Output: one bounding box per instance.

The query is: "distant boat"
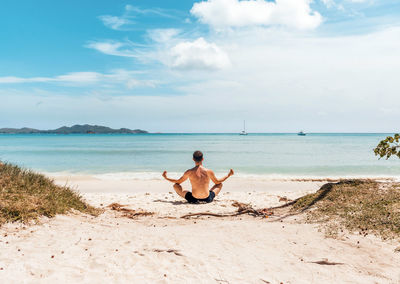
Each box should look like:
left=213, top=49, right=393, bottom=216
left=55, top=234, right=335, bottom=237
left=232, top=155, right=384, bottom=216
left=298, top=131, right=306, bottom=136
left=240, top=120, right=248, bottom=135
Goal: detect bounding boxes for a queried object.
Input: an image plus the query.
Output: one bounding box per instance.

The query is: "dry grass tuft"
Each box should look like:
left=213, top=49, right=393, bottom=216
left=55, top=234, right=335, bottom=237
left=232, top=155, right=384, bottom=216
left=291, top=179, right=400, bottom=239
left=0, top=162, right=99, bottom=225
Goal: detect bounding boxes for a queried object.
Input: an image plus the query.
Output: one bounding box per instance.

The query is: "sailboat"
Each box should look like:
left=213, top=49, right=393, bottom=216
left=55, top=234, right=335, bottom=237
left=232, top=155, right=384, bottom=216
left=297, top=130, right=306, bottom=136
left=240, top=120, right=248, bottom=135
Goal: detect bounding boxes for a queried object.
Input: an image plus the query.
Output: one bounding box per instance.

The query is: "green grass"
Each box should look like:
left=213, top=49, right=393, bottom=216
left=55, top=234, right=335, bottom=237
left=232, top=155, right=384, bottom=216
left=0, top=162, right=98, bottom=225
left=291, top=180, right=400, bottom=239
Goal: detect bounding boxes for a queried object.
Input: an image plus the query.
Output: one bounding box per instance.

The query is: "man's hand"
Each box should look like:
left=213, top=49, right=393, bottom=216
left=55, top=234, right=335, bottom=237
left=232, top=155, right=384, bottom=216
left=228, top=169, right=234, bottom=176
left=162, top=171, right=167, bottom=179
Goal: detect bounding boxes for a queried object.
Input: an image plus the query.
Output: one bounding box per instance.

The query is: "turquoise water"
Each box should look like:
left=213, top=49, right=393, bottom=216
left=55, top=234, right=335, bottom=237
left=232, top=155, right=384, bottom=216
left=0, top=133, right=398, bottom=178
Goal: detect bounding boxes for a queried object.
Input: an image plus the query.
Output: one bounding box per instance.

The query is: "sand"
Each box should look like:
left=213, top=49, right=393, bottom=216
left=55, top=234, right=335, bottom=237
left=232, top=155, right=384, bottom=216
left=0, top=176, right=399, bottom=283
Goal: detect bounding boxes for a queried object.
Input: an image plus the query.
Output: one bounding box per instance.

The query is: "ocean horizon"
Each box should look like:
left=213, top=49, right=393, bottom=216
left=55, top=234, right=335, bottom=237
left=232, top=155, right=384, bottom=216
left=0, top=133, right=398, bottom=179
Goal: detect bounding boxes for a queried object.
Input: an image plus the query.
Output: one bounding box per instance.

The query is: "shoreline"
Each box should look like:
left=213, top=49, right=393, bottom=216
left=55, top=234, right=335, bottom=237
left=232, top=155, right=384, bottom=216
left=47, top=172, right=398, bottom=194
left=46, top=171, right=399, bottom=181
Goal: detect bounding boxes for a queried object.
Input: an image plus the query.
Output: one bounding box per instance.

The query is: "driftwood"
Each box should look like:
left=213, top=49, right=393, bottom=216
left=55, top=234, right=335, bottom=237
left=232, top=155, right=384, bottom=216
left=107, top=203, right=154, bottom=218
left=153, top=249, right=183, bottom=256
left=309, top=259, right=344, bottom=265
left=181, top=202, right=273, bottom=219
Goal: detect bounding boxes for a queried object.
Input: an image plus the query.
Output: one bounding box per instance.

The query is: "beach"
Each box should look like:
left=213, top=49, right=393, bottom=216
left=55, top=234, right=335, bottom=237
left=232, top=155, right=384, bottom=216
left=3, top=0, right=400, bottom=281
left=1, top=134, right=399, bottom=283
left=1, top=176, right=399, bottom=283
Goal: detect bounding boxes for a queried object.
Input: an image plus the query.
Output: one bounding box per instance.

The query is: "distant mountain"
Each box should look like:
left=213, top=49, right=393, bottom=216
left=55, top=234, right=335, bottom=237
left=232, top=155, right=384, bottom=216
left=0, top=124, right=148, bottom=134
left=0, top=127, right=41, bottom=134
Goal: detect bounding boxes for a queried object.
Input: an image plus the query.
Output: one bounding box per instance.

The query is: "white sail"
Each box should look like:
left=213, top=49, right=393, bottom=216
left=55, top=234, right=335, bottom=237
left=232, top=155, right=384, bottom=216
left=240, top=120, right=248, bottom=135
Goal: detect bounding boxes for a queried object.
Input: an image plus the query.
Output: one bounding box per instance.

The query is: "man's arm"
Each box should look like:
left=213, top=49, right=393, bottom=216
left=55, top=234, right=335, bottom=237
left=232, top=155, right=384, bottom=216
left=208, top=169, right=234, bottom=185
left=162, top=171, right=189, bottom=184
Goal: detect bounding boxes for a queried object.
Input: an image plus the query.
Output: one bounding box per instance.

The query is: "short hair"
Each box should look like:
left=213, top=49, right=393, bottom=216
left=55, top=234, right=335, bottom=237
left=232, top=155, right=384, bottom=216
left=193, top=150, right=203, bottom=162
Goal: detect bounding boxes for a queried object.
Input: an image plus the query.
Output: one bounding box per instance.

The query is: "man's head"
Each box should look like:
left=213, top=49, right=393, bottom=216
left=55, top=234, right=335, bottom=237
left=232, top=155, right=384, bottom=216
left=193, top=150, right=203, bottom=163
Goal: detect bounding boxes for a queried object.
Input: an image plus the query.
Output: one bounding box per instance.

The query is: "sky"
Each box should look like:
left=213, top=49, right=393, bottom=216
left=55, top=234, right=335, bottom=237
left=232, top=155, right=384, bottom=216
left=0, top=0, right=400, bottom=133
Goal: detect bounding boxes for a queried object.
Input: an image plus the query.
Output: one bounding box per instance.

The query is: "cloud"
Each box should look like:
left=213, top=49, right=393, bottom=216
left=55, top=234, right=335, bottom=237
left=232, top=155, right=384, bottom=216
left=86, top=33, right=230, bottom=71
left=146, top=29, right=181, bottom=43
left=125, top=5, right=179, bottom=19
left=0, top=70, right=156, bottom=89
left=191, top=0, right=323, bottom=30
left=99, top=5, right=183, bottom=31
left=0, top=72, right=102, bottom=84
left=321, top=0, right=335, bottom=8
left=98, top=15, right=132, bottom=30
left=169, top=38, right=230, bottom=70
left=86, top=41, right=139, bottom=58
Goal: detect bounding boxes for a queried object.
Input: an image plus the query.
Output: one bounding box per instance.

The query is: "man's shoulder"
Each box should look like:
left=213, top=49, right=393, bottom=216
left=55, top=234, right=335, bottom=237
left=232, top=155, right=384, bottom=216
left=185, top=167, right=211, bottom=173
left=185, top=168, right=196, bottom=174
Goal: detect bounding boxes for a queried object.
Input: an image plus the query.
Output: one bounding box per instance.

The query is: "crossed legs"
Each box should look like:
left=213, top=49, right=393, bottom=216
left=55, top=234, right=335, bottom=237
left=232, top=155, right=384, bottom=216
left=172, top=183, right=223, bottom=199
left=210, top=183, right=223, bottom=195
left=173, top=183, right=188, bottom=198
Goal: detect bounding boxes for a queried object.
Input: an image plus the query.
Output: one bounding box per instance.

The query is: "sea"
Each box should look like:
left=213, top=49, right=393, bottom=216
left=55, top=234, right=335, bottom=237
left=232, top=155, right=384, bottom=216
left=0, top=133, right=398, bottom=179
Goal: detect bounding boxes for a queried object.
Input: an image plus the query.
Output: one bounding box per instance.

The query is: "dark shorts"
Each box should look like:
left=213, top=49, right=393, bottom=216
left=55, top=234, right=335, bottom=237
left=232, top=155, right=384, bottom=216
left=184, top=191, right=216, bottom=204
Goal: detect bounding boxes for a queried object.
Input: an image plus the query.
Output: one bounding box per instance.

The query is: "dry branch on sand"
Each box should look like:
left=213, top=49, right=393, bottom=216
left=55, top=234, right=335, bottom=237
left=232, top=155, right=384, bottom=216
left=309, top=259, right=344, bottom=265
left=152, top=249, right=183, bottom=256
left=181, top=201, right=273, bottom=219
left=107, top=203, right=154, bottom=218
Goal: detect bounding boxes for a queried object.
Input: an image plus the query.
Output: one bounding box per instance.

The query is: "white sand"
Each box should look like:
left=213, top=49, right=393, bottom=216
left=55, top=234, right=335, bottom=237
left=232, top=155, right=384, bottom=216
left=0, top=176, right=399, bottom=283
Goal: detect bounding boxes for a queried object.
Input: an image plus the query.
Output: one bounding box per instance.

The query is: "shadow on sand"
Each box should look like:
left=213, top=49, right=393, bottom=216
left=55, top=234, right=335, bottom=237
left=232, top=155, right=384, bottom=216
left=153, top=199, right=222, bottom=206
left=152, top=199, right=187, bottom=205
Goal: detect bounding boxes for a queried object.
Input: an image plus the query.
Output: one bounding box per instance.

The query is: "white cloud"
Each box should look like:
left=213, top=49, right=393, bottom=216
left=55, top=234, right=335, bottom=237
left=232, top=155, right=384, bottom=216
left=191, top=0, right=323, bottom=30
left=98, top=5, right=181, bottom=31
left=169, top=38, right=231, bottom=70
left=321, top=0, right=335, bottom=8
left=98, top=15, right=132, bottom=30
left=86, top=34, right=230, bottom=71
left=125, top=5, right=177, bottom=19
left=0, top=70, right=156, bottom=89
left=86, top=41, right=139, bottom=58
left=146, top=29, right=181, bottom=43
left=0, top=76, right=52, bottom=84
left=0, top=72, right=102, bottom=84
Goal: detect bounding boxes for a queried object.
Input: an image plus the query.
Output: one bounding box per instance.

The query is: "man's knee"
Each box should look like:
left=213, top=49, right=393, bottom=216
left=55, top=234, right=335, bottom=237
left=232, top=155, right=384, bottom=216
left=216, top=183, right=223, bottom=188
left=173, top=183, right=181, bottom=189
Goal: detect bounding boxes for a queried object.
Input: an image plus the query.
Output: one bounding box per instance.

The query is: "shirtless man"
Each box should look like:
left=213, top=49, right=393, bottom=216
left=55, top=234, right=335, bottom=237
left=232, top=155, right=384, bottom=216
left=162, top=150, right=234, bottom=203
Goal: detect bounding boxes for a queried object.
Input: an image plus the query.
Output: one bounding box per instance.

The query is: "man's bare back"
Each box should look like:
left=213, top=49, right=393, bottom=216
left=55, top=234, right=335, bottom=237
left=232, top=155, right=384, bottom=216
left=162, top=151, right=234, bottom=203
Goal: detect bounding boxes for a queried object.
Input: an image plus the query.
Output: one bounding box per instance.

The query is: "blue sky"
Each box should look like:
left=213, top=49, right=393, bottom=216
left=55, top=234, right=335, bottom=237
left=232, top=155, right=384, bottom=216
left=1, top=0, right=400, bottom=132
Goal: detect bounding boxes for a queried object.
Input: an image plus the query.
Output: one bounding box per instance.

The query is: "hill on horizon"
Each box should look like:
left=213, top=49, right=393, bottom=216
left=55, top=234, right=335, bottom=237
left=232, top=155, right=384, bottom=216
left=0, top=124, right=148, bottom=134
